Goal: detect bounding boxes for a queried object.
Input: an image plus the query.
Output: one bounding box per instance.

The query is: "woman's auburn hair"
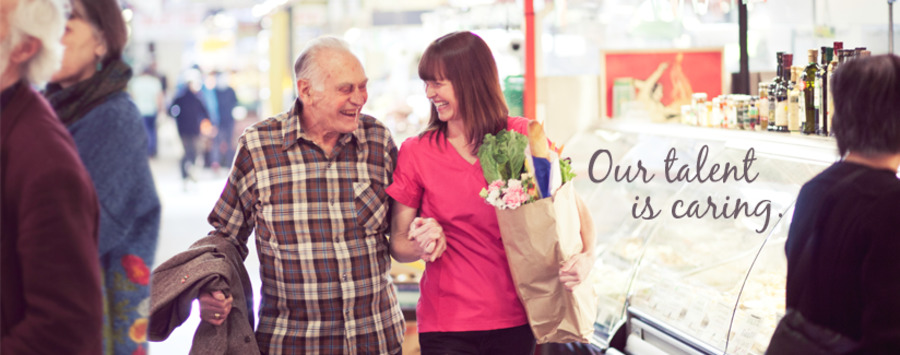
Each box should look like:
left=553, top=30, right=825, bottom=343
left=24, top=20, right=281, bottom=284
left=418, top=31, right=509, bottom=154
left=74, top=0, right=128, bottom=61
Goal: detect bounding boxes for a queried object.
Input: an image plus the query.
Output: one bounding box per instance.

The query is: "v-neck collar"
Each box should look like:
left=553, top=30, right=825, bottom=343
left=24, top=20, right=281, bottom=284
left=437, top=131, right=480, bottom=168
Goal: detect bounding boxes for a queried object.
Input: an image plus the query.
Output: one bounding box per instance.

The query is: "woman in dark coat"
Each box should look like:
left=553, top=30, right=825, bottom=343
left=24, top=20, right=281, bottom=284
left=783, top=54, right=900, bottom=354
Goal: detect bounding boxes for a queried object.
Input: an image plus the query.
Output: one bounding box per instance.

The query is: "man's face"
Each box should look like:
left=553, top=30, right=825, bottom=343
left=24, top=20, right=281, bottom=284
left=0, top=0, right=15, bottom=43
left=204, top=74, right=216, bottom=90
left=299, top=49, right=368, bottom=135
left=0, top=0, right=19, bottom=79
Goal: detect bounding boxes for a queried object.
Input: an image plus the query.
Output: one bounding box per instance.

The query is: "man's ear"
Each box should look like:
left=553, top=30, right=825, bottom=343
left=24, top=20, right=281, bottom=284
left=296, top=79, right=310, bottom=100
left=11, top=37, right=41, bottom=65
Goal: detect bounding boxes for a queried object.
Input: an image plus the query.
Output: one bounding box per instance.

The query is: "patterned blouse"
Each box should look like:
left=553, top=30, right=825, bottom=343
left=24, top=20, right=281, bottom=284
left=205, top=99, right=404, bottom=354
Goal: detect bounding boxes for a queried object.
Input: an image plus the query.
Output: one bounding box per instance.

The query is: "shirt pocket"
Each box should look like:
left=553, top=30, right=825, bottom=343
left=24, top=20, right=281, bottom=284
left=353, top=180, right=390, bottom=235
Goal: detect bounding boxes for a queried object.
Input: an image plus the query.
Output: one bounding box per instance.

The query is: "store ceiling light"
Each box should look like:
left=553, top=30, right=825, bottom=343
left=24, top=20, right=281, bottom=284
left=252, top=0, right=289, bottom=18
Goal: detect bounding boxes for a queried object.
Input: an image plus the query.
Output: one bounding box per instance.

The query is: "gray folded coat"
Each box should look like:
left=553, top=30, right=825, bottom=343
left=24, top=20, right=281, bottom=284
left=149, top=235, right=260, bottom=355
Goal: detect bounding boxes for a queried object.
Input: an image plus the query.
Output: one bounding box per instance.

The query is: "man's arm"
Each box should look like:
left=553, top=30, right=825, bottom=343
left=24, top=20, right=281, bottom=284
left=2, top=168, right=103, bottom=354
left=389, top=200, right=447, bottom=263
left=389, top=200, right=424, bottom=263
left=195, top=136, right=259, bottom=324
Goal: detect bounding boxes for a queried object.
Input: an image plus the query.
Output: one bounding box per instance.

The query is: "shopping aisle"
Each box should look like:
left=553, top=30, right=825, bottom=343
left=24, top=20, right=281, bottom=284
left=148, top=118, right=262, bottom=353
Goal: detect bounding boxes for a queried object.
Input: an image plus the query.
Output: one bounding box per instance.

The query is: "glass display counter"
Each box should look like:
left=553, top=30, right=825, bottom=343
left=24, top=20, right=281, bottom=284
left=566, top=121, right=837, bottom=353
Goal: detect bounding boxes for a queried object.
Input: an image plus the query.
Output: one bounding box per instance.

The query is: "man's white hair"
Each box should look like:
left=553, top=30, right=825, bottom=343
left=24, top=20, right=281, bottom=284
left=293, top=36, right=354, bottom=92
left=6, top=0, right=67, bottom=86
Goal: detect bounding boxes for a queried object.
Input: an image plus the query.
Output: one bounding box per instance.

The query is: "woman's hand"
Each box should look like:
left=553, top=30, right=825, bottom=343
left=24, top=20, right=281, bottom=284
left=198, top=290, right=233, bottom=326
left=408, top=217, right=446, bottom=262
left=559, top=252, right=592, bottom=291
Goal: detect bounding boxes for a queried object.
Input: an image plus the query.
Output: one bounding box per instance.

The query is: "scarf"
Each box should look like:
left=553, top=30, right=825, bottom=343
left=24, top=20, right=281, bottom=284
left=45, top=59, right=133, bottom=126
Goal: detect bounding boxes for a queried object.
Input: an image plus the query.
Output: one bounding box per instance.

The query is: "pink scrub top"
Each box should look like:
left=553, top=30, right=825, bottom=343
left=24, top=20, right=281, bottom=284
left=386, top=116, right=531, bottom=333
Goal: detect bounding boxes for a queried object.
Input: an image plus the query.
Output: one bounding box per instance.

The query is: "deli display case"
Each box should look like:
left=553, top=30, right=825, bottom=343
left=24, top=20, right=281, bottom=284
left=566, top=120, right=838, bottom=354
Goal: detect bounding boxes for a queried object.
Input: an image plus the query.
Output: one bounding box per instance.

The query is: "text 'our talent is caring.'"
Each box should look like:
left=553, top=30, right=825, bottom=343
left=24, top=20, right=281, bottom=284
left=587, top=145, right=776, bottom=234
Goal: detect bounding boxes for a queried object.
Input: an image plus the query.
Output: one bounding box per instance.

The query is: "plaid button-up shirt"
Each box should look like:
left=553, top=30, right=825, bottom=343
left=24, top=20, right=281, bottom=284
left=206, top=100, right=404, bottom=354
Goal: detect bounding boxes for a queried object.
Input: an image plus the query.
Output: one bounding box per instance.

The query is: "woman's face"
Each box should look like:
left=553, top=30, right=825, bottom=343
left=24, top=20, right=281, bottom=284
left=425, top=78, right=459, bottom=122
left=51, top=6, right=105, bottom=88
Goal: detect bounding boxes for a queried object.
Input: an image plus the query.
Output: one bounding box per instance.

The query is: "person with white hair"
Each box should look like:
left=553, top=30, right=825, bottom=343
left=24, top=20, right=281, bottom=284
left=150, top=36, right=405, bottom=354
left=0, top=0, right=104, bottom=353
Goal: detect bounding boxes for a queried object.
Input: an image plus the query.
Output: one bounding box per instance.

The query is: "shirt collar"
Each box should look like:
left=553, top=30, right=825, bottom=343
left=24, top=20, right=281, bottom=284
left=281, top=98, right=366, bottom=151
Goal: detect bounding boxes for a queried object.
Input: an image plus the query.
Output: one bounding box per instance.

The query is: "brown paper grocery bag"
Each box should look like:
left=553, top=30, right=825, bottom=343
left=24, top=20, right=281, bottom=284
left=495, top=182, right=598, bottom=344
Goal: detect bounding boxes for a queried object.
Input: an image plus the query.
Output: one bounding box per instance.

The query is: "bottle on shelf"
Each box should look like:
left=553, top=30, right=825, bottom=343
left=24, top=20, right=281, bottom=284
left=767, top=52, right=784, bottom=132
left=735, top=95, right=750, bottom=130
left=802, top=49, right=818, bottom=134
left=788, top=66, right=802, bottom=133
left=826, top=55, right=840, bottom=135
left=838, top=49, right=854, bottom=64
left=704, top=100, right=713, bottom=128
left=711, top=96, right=723, bottom=127
left=758, top=83, right=769, bottom=131
left=748, top=96, right=759, bottom=131
left=818, top=46, right=833, bottom=136
left=774, top=53, right=789, bottom=132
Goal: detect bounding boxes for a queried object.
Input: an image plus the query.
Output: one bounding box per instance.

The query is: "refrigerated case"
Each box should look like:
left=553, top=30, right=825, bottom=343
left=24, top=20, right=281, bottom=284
left=566, top=120, right=838, bottom=354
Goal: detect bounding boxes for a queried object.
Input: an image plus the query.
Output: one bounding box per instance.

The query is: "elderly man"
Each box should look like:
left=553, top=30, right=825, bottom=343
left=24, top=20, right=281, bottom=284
left=163, top=36, right=404, bottom=354
left=0, top=0, right=103, bottom=353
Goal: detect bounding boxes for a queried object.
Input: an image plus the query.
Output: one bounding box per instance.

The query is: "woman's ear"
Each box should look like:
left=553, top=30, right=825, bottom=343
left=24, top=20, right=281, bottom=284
left=94, top=40, right=107, bottom=60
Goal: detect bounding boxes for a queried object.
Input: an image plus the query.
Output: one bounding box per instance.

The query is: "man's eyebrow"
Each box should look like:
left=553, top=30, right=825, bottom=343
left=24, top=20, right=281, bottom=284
left=336, top=79, right=369, bottom=88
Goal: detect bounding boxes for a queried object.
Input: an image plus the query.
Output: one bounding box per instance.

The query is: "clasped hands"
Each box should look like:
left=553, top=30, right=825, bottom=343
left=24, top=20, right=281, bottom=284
left=408, top=217, right=446, bottom=262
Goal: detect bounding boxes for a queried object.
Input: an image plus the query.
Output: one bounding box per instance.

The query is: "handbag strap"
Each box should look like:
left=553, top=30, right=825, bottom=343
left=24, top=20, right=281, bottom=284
left=793, top=167, right=867, bottom=310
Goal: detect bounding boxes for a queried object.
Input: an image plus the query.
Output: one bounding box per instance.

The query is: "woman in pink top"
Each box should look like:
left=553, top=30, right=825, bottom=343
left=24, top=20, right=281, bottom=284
left=385, top=31, right=595, bottom=354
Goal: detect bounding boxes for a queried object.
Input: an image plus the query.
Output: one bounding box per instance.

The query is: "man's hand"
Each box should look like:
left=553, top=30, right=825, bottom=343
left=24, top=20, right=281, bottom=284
left=559, top=253, right=592, bottom=292
left=408, top=217, right=446, bottom=262
left=198, top=290, right=233, bottom=326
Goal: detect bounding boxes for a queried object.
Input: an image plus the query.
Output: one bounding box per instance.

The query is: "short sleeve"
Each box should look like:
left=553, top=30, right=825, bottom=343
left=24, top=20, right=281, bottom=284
left=507, top=116, right=532, bottom=136
left=385, top=137, right=424, bottom=209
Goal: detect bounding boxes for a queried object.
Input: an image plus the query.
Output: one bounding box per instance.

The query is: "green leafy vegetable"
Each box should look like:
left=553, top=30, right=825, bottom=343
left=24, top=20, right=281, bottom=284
left=559, top=157, right=576, bottom=184
left=478, top=130, right=529, bottom=183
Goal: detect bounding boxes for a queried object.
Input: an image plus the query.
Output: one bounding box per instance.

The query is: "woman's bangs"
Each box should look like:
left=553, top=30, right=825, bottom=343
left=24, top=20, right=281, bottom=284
left=418, top=51, right=445, bottom=82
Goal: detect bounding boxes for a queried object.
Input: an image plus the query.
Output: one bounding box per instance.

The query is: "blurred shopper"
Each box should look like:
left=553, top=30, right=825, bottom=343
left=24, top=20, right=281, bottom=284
left=42, top=0, right=161, bottom=353
left=129, top=65, right=165, bottom=157
left=782, top=54, right=900, bottom=353
left=214, top=71, right=238, bottom=167
left=158, top=36, right=404, bottom=354
left=200, top=69, right=220, bottom=170
left=0, top=0, right=104, bottom=353
left=168, top=69, right=209, bottom=186
left=386, top=31, right=595, bottom=355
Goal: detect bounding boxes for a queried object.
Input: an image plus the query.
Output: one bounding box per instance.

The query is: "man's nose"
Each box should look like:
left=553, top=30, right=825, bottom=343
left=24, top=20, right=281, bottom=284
left=350, top=89, right=366, bottom=105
